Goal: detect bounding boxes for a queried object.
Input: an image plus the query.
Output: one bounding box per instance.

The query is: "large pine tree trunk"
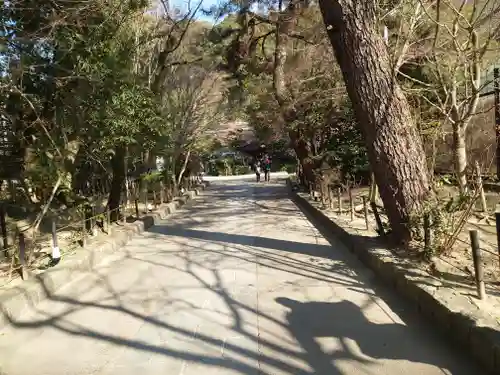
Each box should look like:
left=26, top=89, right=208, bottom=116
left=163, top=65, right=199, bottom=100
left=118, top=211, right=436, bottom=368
left=319, top=0, right=433, bottom=244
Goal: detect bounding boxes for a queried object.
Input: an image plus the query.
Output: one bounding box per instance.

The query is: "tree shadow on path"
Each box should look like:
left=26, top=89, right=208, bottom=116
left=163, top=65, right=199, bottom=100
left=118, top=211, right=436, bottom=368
left=0, top=181, right=487, bottom=375
left=276, top=297, right=472, bottom=374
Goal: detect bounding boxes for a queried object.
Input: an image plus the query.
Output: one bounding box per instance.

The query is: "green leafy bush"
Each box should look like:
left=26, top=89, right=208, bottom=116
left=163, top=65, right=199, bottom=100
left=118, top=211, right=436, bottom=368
left=235, top=165, right=252, bottom=175
left=280, top=164, right=296, bottom=173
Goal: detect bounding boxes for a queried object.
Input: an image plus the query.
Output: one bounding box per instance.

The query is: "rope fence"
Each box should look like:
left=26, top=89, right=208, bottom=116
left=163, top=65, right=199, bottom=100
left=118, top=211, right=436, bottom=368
left=0, top=174, right=202, bottom=286
left=301, top=180, right=500, bottom=301
left=308, top=183, right=389, bottom=234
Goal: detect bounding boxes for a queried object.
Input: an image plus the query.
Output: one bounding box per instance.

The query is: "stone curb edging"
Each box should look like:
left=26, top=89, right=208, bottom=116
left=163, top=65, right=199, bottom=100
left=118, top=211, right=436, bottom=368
left=287, top=179, right=500, bottom=374
left=0, top=182, right=209, bottom=331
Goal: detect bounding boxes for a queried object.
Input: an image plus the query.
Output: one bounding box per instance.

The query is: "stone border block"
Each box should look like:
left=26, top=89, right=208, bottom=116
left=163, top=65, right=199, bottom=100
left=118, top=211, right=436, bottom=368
left=287, top=179, right=499, bottom=374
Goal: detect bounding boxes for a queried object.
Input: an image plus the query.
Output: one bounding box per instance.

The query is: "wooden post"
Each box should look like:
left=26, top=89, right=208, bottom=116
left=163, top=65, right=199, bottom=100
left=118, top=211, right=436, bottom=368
left=470, top=230, right=486, bottom=300
left=424, top=213, right=433, bottom=254
left=320, top=183, right=326, bottom=206
left=91, top=203, right=97, bottom=236
left=370, top=202, right=385, bottom=236
left=106, top=208, right=111, bottom=235
left=475, top=161, right=487, bottom=212
left=495, top=67, right=500, bottom=180
left=496, top=210, right=500, bottom=269
left=337, top=187, right=342, bottom=214
left=135, top=199, right=140, bottom=218
left=348, top=187, right=354, bottom=221
left=160, top=182, right=165, bottom=203
left=82, top=216, right=87, bottom=248
left=144, top=186, right=148, bottom=213
left=153, top=190, right=158, bottom=209
left=51, top=219, right=60, bottom=262
left=125, top=178, right=130, bottom=209
left=122, top=200, right=127, bottom=224
left=0, top=205, right=8, bottom=256
left=19, top=233, right=28, bottom=280
left=362, top=196, right=369, bottom=230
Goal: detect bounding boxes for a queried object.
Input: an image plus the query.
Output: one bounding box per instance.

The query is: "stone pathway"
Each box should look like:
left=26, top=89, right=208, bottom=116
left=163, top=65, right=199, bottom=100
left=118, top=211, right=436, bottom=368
left=0, top=179, right=485, bottom=375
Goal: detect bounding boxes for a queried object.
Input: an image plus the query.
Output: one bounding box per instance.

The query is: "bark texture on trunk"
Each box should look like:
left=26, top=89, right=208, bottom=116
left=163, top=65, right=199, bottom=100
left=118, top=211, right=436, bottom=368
left=369, top=172, right=378, bottom=203
left=319, top=0, right=433, bottom=243
left=291, top=131, right=316, bottom=187
left=177, top=150, right=191, bottom=187
left=140, top=150, right=151, bottom=206
left=108, top=146, right=126, bottom=222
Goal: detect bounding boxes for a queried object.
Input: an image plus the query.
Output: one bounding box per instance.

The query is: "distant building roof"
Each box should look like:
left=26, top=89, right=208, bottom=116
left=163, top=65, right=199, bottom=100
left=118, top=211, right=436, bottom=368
left=237, top=141, right=266, bottom=154
left=206, top=120, right=255, bottom=143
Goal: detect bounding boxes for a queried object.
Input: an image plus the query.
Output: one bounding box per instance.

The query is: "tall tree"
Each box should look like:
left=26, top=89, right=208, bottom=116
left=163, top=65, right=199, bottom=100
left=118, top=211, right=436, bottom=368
left=383, top=0, right=500, bottom=191
left=318, top=0, right=433, bottom=243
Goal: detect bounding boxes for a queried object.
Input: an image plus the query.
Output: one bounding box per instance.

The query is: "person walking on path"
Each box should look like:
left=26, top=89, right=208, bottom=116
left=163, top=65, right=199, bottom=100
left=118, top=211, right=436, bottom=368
left=262, top=154, right=271, bottom=182
left=254, top=160, right=261, bottom=182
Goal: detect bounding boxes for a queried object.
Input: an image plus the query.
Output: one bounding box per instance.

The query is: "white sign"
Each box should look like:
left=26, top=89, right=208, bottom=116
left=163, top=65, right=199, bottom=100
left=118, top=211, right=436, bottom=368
left=155, top=156, right=165, bottom=171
